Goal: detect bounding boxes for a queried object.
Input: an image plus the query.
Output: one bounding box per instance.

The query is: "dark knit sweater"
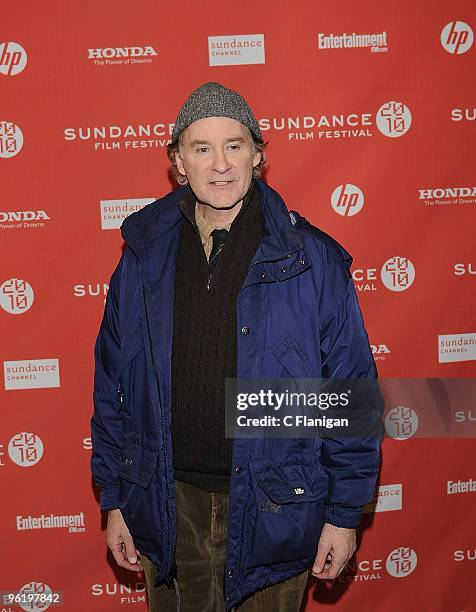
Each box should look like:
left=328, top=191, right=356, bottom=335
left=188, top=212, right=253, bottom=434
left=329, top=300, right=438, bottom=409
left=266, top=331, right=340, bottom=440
left=171, top=182, right=263, bottom=492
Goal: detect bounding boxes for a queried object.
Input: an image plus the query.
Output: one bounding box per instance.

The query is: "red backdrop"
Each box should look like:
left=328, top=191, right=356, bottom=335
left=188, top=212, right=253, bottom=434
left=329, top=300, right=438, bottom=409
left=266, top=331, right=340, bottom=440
left=1, top=1, right=475, bottom=610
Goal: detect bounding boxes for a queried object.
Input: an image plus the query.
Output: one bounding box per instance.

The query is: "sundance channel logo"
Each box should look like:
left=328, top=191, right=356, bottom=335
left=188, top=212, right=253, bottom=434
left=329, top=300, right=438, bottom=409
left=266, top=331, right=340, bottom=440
left=87, top=46, right=157, bottom=66
left=208, top=34, right=265, bottom=66
left=438, top=332, right=476, bottom=363
left=4, top=358, right=60, bottom=390
left=100, top=198, right=155, bottom=229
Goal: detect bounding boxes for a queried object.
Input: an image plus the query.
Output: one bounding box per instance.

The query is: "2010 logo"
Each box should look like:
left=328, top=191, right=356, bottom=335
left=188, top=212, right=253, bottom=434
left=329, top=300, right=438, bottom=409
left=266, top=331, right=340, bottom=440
left=8, top=432, right=44, bottom=467
left=376, top=102, right=412, bottom=138
left=0, top=121, right=24, bottom=158
left=385, top=547, right=418, bottom=577
left=0, top=42, right=27, bottom=76
left=0, top=278, right=34, bottom=314
left=381, top=256, right=415, bottom=291
left=385, top=405, right=419, bottom=440
left=441, top=21, right=474, bottom=55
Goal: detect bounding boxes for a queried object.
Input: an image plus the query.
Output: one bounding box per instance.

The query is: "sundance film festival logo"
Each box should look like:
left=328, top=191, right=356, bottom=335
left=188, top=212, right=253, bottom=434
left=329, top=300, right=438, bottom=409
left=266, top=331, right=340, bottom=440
left=338, top=545, right=417, bottom=582
left=381, top=256, right=415, bottom=291
left=385, top=405, right=419, bottom=440
left=64, top=123, right=172, bottom=151
left=371, top=344, right=391, bottom=361
left=0, top=278, right=34, bottom=314
left=0, top=42, right=27, bottom=76
left=386, top=547, right=418, bottom=577
left=259, top=99, right=411, bottom=142
left=8, top=432, right=44, bottom=466
left=87, top=46, right=158, bottom=66
left=331, top=184, right=364, bottom=216
left=0, top=121, right=23, bottom=158
left=441, top=21, right=474, bottom=55
left=208, top=34, right=265, bottom=66
left=376, top=101, right=412, bottom=137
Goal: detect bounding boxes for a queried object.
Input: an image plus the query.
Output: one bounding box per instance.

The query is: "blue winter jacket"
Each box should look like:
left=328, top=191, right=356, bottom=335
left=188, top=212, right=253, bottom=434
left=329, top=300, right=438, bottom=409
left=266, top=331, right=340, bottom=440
left=91, top=178, right=382, bottom=609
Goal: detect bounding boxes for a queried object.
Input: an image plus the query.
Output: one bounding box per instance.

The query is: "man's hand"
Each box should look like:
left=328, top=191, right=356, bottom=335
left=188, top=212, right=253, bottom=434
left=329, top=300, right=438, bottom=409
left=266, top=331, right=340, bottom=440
left=107, top=509, right=144, bottom=572
left=311, top=522, right=356, bottom=580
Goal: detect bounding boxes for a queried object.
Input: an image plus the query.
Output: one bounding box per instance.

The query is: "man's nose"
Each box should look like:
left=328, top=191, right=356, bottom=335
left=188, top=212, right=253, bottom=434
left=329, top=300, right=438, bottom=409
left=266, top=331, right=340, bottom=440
left=212, top=148, right=231, bottom=173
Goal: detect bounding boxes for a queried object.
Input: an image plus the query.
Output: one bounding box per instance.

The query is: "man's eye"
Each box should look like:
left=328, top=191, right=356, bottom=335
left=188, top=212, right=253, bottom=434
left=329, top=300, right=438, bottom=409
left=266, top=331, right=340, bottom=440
left=196, top=147, right=209, bottom=153
left=228, top=144, right=240, bottom=150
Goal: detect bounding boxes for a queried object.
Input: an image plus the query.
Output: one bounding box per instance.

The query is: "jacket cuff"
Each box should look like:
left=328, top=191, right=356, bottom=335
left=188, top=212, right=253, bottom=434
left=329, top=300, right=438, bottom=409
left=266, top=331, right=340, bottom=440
left=324, top=504, right=363, bottom=528
left=99, top=485, right=120, bottom=512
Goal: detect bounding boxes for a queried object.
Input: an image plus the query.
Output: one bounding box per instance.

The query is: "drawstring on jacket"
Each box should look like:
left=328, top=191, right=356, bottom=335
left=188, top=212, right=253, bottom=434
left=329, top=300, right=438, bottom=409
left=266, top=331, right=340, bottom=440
left=173, top=576, right=181, bottom=612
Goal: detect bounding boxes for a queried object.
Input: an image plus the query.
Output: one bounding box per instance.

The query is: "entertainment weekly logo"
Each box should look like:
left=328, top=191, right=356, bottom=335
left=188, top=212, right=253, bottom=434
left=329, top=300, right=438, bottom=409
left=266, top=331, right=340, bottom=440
left=87, top=46, right=158, bottom=66
left=419, top=186, right=476, bottom=206
left=438, top=333, right=476, bottom=363
left=352, top=257, right=416, bottom=293
left=4, top=358, right=60, bottom=390
left=258, top=100, right=411, bottom=142
left=318, top=30, right=388, bottom=53
left=0, top=278, right=34, bottom=314
left=447, top=478, right=476, bottom=495
left=64, top=123, right=173, bottom=151
left=17, top=512, right=86, bottom=533
left=0, top=120, right=24, bottom=158
left=100, top=198, right=155, bottom=229
left=338, top=546, right=417, bottom=583
left=208, top=34, right=265, bottom=66
left=441, top=21, right=474, bottom=55
left=363, top=484, right=403, bottom=513
left=0, top=41, right=28, bottom=75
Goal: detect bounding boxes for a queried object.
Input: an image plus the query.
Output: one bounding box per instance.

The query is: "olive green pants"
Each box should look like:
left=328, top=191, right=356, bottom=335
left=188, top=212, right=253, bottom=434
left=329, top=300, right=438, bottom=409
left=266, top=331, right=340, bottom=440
left=141, top=480, right=309, bottom=611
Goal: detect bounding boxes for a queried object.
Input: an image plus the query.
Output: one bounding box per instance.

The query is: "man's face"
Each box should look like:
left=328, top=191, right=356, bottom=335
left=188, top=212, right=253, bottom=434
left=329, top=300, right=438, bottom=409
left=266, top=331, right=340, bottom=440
left=175, top=117, right=261, bottom=208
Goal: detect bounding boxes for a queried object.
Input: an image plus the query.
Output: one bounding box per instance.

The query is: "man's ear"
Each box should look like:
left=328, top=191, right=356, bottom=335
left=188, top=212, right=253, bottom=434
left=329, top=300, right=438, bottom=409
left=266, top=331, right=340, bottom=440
left=252, top=149, right=261, bottom=169
left=175, top=150, right=186, bottom=176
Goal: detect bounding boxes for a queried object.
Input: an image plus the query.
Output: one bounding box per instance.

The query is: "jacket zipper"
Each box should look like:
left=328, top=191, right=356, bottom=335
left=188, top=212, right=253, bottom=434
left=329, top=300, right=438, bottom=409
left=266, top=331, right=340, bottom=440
left=142, top=282, right=177, bottom=585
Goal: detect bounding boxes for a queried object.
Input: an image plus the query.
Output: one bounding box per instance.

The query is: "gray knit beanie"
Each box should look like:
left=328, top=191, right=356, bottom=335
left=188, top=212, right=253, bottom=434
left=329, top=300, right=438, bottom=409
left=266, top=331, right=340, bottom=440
left=171, top=82, right=263, bottom=144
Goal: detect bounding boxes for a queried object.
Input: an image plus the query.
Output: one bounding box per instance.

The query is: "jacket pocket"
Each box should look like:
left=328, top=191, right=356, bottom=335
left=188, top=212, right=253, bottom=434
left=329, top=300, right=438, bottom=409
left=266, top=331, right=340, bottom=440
left=119, top=441, right=159, bottom=488
left=272, top=335, right=313, bottom=379
left=245, top=462, right=327, bottom=569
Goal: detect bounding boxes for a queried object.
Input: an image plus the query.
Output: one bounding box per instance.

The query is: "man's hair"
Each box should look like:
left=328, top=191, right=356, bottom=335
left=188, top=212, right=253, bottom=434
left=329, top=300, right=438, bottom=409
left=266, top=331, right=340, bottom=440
left=166, top=128, right=267, bottom=187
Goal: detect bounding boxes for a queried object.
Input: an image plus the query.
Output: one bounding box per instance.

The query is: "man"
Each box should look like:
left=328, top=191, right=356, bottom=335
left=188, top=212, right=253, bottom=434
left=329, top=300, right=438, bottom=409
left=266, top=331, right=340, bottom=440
left=91, top=82, right=382, bottom=611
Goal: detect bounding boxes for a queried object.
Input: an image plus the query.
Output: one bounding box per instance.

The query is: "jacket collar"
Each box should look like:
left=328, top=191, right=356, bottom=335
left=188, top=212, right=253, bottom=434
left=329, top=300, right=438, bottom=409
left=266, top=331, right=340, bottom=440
left=121, top=178, right=306, bottom=271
